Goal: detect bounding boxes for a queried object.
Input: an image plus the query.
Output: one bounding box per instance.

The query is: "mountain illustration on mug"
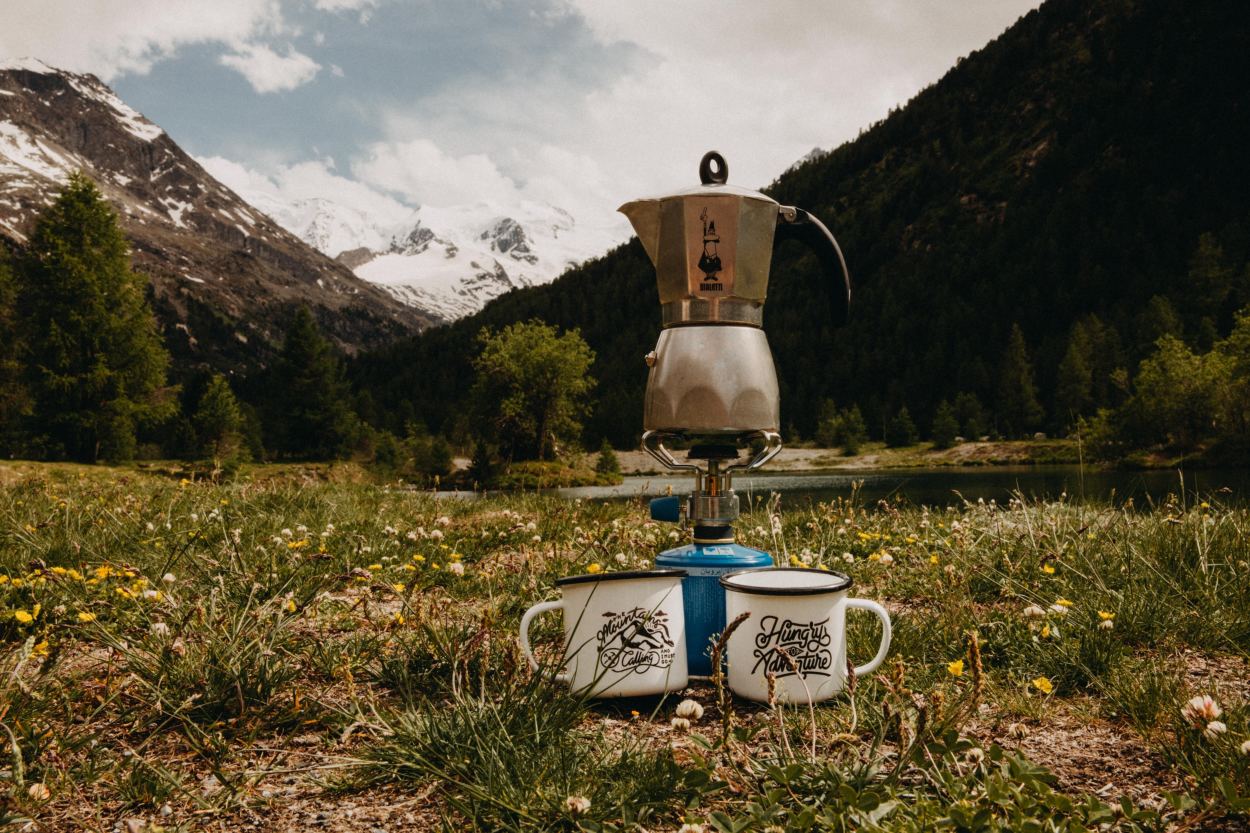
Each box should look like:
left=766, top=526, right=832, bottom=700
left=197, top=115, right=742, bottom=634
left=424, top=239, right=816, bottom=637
left=596, top=608, right=676, bottom=673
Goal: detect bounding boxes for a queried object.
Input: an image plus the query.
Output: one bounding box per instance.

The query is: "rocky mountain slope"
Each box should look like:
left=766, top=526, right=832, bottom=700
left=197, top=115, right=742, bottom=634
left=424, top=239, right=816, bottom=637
left=0, top=59, right=435, bottom=373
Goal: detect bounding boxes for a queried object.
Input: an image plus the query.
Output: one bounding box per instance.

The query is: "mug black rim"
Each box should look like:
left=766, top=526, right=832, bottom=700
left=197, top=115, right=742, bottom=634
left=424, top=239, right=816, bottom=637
left=720, top=566, right=853, bottom=596
left=555, top=568, right=688, bottom=587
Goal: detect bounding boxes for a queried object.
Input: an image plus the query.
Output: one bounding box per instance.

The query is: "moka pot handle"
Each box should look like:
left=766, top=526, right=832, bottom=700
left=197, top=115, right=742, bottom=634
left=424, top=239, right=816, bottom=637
left=775, top=206, right=851, bottom=325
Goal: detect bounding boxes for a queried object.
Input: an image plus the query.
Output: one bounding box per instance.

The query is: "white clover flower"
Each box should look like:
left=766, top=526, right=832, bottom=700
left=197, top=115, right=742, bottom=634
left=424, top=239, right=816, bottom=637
left=1049, top=604, right=1069, bottom=616
left=280, top=528, right=292, bottom=538
left=447, top=562, right=465, bottom=576
left=436, top=516, right=451, bottom=527
left=614, top=552, right=628, bottom=564
left=406, top=531, right=418, bottom=541
left=842, top=552, right=854, bottom=563
left=1240, top=738, right=1250, bottom=756
left=836, top=527, right=848, bottom=536
left=1022, top=605, right=1046, bottom=618
left=526, top=521, right=537, bottom=532
left=879, top=553, right=894, bottom=565
left=1182, top=694, right=1223, bottom=725
left=1098, top=618, right=1115, bottom=630
left=189, top=513, right=198, bottom=522
left=384, top=525, right=398, bottom=536
left=564, top=795, right=591, bottom=815
left=670, top=717, right=691, bottom=731
left=142, top=589, right=162, bottom=601
left=430, top=529, right=444, bottom=541
left=1204, top=720, right=1228, bottom=741
left=675, top=699, right=704, bottom=720
left=162, top=573, right=176, bottom=584
left=145, top=522, right=155, bottom=532
left=531, top=535, right=542, bottom=543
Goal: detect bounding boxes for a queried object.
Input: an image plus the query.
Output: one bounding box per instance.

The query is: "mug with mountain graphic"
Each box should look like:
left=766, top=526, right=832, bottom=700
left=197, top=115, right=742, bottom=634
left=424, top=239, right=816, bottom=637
left=519, top=569, right=689, bottom=697
left=720, top=567, right=891, bottom=704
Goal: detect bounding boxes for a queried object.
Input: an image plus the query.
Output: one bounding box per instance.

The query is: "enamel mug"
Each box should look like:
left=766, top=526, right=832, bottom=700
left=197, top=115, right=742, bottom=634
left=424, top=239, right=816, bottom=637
left=519, top=569, right=688, bottom=697
left=719, top=568, right=891, bottom=703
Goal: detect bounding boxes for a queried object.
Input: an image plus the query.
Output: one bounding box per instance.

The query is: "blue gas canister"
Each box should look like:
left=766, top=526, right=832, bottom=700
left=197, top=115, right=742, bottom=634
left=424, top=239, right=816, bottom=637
left=655, top=539, right=773, bottom=676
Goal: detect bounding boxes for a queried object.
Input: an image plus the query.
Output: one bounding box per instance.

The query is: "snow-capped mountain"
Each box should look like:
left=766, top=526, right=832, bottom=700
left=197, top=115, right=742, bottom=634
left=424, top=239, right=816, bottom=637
left=211, top=170, right=621, bottom=321
left=0, top=59, right=432, bottom=371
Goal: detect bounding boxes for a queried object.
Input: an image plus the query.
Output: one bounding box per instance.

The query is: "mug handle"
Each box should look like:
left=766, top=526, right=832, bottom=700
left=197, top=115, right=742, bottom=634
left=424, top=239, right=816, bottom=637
left=518, top=600, right=570, bottom=683
left=846, top=598, right=892, bottom=677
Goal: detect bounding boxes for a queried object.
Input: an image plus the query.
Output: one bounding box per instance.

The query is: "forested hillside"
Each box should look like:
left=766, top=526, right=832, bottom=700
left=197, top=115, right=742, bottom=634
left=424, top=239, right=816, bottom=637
left=353, top=0, right=1250, bottom=448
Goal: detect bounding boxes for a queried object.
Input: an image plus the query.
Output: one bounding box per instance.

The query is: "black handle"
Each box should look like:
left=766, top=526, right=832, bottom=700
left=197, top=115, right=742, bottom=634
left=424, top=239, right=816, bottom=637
left=774, top=206, right=851, bottom=325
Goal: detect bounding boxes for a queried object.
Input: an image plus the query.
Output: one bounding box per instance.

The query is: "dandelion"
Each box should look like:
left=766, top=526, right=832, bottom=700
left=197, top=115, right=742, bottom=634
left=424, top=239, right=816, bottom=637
left=1054, top=598, right=1073, bottom=608
left=564, top=795, right=591, bottom=815
left=1181, top=694, right=1222, bottom=725
left=285, top=599, right=297, bottom=613
left=1042, top=564, right=1055, bottom=575
left=929, top=554, right=939, bottom=565
left=1023, top=605, right=1046, bottom=618
left=587, top=563, right=603, bottom=575
left=1031, top=677, right=1054, bottom=695
left=77, top=611, right=96, bottom=623
left=675, top=699, right=704, bottom=720
left=1098, top=610, right=1115, bottom=621
left=13, top=609, right=33, bottom=624
left=368, top=563, right=383, bottom=571
left=1041, top=624, right=1052, bottom=638
left=947, top=659, right=965, bottom=677
left=32, top=640, right=49, bottom=658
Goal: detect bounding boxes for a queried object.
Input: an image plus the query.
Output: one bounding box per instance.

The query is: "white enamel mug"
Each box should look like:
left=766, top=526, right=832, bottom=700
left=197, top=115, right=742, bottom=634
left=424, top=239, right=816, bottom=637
left=519, top=569, right=688, bottom=698
left=720, top=568, right=891, bottom=703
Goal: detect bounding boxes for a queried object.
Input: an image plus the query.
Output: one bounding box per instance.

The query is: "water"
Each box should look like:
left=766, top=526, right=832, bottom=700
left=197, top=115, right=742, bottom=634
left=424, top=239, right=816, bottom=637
left=549, top=466, right=1250, bottom=508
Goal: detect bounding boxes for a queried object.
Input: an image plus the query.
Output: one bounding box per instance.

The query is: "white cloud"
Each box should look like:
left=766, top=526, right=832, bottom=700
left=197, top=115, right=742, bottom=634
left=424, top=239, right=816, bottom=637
left=0, top=0, right=285, bottom=79
left=219, top=43, right=320, bottom=93
left=352, top=139, right=520, bottom=208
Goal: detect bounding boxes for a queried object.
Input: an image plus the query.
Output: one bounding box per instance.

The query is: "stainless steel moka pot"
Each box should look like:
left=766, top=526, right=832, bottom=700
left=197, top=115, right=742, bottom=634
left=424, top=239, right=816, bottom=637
left=620, top=151, right=851, bottom=533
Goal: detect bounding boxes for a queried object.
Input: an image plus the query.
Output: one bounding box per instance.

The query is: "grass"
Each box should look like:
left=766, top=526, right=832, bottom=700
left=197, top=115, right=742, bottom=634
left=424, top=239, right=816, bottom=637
left=0, top=464, right=1248, bottom=830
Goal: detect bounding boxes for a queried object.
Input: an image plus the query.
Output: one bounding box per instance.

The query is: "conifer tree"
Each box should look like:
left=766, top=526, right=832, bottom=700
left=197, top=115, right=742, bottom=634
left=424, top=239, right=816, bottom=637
left=1055, top=324, right=1093, bottom=429
left=885, top=406, right=918, bottom=448
left=268, top=307, right=357, bottom=459
left=997, top=324, right=1044, bottom=437
left=15, top=173, right=172, bottom=461
left=0, top=253, right=30, bottom=452
left=193, top=373, right=246, bottom=461
left=953, top=392, right=988, bottom=439
left=931, top=400, right=959, bottom=449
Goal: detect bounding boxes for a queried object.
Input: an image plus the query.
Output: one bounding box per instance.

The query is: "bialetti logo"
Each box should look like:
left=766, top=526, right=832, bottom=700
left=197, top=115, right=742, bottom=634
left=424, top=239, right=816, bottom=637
left=597, top=608, right=676, bottom=674
left=751, top=616, right=834, bottom=678
left=697, top=206, right=723, bottom=291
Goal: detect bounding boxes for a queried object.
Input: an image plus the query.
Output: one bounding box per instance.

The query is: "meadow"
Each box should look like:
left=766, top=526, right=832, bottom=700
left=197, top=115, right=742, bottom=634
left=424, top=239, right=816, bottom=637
left=1, top=464, right=1248, bottom=831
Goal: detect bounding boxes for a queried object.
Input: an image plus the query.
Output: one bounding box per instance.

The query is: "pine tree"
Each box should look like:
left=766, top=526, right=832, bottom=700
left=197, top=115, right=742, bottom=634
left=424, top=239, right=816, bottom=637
left=0, top=253, right=30, bottom=452
left=268, top=307, right=358, bottom=459
left=885, top=406, right=918, bottom=448
left=595, top=438, right=621, bottom=475
left=193, top=374, right=246, bottom=461
left=15, top=173, right=172, bottom=461
left=953, top=392, right=988, bottom=440
left=835, top=405, right=868, bottom=455
left=931, top=400, right=959, bottom=449
left=1054, top=324, right=1093, bottom=429
left=996, top=324, right=1044, bottom=437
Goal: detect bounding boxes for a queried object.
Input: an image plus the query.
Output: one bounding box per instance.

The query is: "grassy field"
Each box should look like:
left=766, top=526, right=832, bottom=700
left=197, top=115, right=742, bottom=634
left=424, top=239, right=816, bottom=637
left=1, top=464, right=1248, bottom=831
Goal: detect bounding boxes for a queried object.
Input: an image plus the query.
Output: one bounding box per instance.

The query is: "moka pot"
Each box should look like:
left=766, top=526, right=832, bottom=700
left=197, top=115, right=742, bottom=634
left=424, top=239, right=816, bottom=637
left=620, top=151, right=852, bottom=675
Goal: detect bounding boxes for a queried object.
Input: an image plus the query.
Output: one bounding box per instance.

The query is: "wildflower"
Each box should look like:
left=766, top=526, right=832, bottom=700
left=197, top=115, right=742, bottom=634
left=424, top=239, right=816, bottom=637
left=1041, top=625, right=1051, bottom=638
left=1042, top=564, right=1055, bottom=575
left=1240, top=739, right=1250, bottom=756
left=77, top=611, right=96, bottom=623
left=392, top=612, right=405, bottom=626
left=450, top=552, right=462, bottom=562
left=142, top=589, right=163, bottom=602
left=392, top=583, right=406, bottom=593
left=564, top=795, right=591, bottom=815
left=32, top=640, right=49, bottom=658
left=630, top=709, right=640, bottom=718
left=1031, top=677, right=1054, bottom=695
left=842, top=552, right=854, bottom=563
left=929, top=554, right=939, bottom=565
left=675, top=699, right=704, bottom=720
left=0, top=575, right=7, bottom=585
left=1098, top=618, right=1115, bottom=630
left=1204, top=721, right=1227, bottom=741
left=1023, top=605, right=1046, bottom=618
left=531, top=535, right=542, bottom=543
left=1200, top=501, right=1210, bottom=509
left=1054, top=598, right=1073, bottom=608
left=670, top=717, right=691, bottom=731
left=879, top=553, right=894, bottom=565
left=285, top=599, right=297, bottom=613
left=13, top=609, right=33, bottom=624
left=436, top=516, right=451, bottom=527
left=413, top=554, right=426, bottom=563
left=947, top=659, right=965, bottom=677
left=447, top=562, right=465, bottom=576
left=1181, top=695, right=1222, bottom=725
left=368, top=563, right=383, bottom=571
left=27, top=782, right=50, bottom=801
left=614, top=552, right=628, bottom=564
left=587, top=563, right=603, bottom=575
left=678, top=824, right=708, bottom=833
left=162, top=573, right=176, bottom=584
left=1049, top=604, right=1069, bottom=616
left=1098, top=610, right=1115, bottom=621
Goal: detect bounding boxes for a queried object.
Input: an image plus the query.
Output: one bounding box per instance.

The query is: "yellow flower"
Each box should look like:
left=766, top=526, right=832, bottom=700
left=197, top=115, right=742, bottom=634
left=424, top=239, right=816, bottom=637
left=0, top=575, right=8, bottom=585
left=32, top=640, right=49, bottom=658
left=392, top=612, right=405, bottom=626
left=285, top=599, right=297, bottom=613
left=947, top=659, right=964, bottom=677
left=77, top=611, right=96, bottom=623
left=1054, top=598, right=1073, bottom=608
left=179, top=478, right=191, bottom=486
left=1032, top=677, right=1054, bottom=694
left=368, top=563, right=383, bottom=571
left=587, top=563, right=602, bottom=574
left=67, top=568, right=83, bottom=581
left=1042, top=564, right=1055, bottom=575
left=403, top=564, right=416, bottom=573
left=1098, top=611, right=1115, bottom=621
left=929, top=554, right=939, bottom=565
left=1041, top=624, right=1051, bottom=638
left=220, top=498, right=230, bottom=506
left=1200, top=501, right=1210, bottom=509
left=50, top=566, right=67, bottom=576
left=13, top=610, right=33, bottom=624
left=450, top=552, right=462, bottom=562
left=392, top=583, right=406, bottom=593
left=413, top=554, right=426, bottom=563
left=10, top=578, right=22, bottom=588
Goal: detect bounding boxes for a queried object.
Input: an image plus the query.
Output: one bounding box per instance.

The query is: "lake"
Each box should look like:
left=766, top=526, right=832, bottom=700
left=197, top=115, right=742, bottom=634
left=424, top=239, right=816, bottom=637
left=549, top=466, right=1250, bottom=508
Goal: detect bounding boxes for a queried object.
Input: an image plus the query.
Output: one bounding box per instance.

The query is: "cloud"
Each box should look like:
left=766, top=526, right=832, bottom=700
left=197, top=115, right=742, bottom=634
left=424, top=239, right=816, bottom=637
left=0, top=0, right=285, bottom=79
left=219, top=43, right=320, bottom=93
left=352, top=139, right=521, bottom=208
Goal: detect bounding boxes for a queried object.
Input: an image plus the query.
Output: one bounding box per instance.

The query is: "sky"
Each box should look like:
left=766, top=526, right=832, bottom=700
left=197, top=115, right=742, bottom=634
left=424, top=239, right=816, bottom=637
left=0, top=0, right=1042, bottom=246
